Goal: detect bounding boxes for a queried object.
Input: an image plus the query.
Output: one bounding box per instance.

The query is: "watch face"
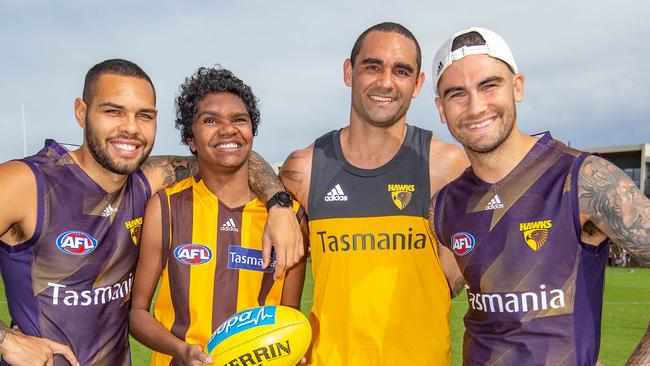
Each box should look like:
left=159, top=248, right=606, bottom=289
left=276, top=191, right=293, bottom=206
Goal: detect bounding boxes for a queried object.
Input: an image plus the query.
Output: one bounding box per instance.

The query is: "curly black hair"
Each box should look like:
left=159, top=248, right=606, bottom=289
left=175, top=66, right=260, bottom=150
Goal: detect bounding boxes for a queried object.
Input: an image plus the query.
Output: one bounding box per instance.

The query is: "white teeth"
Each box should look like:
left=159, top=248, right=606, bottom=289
left=113, top=143, right=136, bottom=151
left=468, top=119, right=494, bottom=130
left=369, top=95, right=393, bottom=102
left=217, top=143, right=239, bottom=149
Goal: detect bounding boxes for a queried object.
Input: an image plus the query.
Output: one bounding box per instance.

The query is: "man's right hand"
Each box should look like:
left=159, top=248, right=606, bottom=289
left=0, top=331, right=79, bottom=366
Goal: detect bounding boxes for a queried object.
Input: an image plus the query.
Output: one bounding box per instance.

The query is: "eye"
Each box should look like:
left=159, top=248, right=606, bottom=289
left=202, top=118, right=217, bottom=125
left=234, top=117, right=250, bottom=124
left=366, top=65, right=380, bottom=72
left=138, top=113, right=154, bottom=121
left=395, top=69, right=411, bottom=77
left=105, top=109, right=121, bottom=116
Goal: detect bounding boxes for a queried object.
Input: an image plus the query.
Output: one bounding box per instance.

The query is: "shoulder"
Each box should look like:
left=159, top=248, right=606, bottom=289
left=280, top=144, right=315, bottom=210
left=0, top=160, right=37, bottom=191
left=428, top=136, right=469, bottom=192
left=281, top=144, right=314, bottom=174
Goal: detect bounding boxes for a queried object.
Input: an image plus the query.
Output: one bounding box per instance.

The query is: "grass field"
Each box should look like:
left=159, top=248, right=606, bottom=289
left=2, top=267, right=648, bottom=365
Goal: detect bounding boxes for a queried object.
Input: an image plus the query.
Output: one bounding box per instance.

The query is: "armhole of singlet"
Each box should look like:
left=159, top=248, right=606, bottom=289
left=0, top=160, right=45, bottom=252
left=136, top=169, right=153, bottom=198
left=570, top=153, right=608, bottom=250
left=306, top=132, right=331, bottom=213
left=433, top=186, right=449, bottom=245
left=157, top=189, right=171, bottom=269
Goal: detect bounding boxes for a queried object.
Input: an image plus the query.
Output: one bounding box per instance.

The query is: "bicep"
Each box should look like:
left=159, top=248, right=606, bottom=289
left=0, top=162, right=36, bottom=242
left=131, top=194, right=165, bottom=311
left=578, top=155, right=650, bottom=262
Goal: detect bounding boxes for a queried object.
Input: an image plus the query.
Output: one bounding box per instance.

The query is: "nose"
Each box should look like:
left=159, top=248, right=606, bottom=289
left=376, top=68, right=394, bottom=91
left=467, top=91, right=488, bottom=117
left=119, top=114, right=140, bottom=135
left=218, top=120, right=238, bottom=136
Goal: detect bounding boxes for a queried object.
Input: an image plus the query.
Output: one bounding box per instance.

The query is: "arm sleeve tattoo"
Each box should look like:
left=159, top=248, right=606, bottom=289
left=248, top=151, right=285, bottom=202
left=579, top=156, right=650, bottom=265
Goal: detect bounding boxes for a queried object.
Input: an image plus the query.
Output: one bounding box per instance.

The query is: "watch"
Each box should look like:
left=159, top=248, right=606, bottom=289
left=265, top=191, right=293, bottom=210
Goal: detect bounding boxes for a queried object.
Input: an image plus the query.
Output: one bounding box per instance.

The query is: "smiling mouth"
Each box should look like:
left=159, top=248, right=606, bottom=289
left=110, top=141, right=140, bottom=152
left=369, top=95, right=395, bottom=103
left=216, top=142, right=242, bottom=149
left=467, top=118, right=495, bottom=130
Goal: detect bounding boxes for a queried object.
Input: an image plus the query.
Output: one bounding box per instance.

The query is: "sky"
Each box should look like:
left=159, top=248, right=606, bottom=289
left=1, top=0, right=649, bottom=164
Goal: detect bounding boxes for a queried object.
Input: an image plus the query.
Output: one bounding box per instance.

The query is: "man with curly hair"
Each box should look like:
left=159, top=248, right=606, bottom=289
left=129, top=66, right=308, bottom=366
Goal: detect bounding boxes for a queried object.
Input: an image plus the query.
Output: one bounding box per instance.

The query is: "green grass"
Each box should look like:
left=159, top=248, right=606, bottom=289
left=3, top=267, right=648, bottom=365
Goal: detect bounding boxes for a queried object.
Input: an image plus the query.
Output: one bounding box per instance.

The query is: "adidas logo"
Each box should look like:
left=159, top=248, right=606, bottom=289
left=220, top=218, right=239, bottom=232
left=324, top=184, right=348, bottom=202
left=101, top=204, right=118, bottom=217
left=485, top=194, right=505, bottom=210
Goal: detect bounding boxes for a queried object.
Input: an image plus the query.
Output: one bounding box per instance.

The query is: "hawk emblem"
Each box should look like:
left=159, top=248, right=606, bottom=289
left=391, top=191, right=412, bottom=210
left=523, top=229, right=549, bottom=251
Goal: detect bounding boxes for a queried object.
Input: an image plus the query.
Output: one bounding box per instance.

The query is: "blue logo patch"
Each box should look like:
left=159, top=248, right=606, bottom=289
left=207, top=306, right=277, bottom=354
left=227, top=245, right=274, bottom=272
left=174, top=244, right=212, bottom=265
left=56, top=230, right=98, bottom=255
left=451, top=232, right=476, bottom=256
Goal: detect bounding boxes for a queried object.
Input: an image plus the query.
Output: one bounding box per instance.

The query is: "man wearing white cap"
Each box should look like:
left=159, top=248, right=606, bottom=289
left=429, top=27, right=650, bottom=365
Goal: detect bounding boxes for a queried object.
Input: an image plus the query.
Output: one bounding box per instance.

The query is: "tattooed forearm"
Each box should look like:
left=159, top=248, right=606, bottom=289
left=248, top=151, right=284, bottom=202
left=579, top=156, right=650, bottom=265
left=627, top=322, right=650, bottom=365
left=451, top=276, right=467, bottom=298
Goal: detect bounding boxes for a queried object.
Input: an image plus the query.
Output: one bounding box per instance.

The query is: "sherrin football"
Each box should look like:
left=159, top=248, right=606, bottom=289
left=206, top=305, right=312, bottom=366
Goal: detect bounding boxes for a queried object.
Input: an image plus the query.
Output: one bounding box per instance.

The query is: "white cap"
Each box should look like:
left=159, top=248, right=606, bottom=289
left=432, top=27, right=518, bottom=95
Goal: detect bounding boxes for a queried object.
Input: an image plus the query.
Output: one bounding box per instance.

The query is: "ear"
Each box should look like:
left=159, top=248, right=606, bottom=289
left=187, top=137, right=197, bottom=154
left=435, top=96, right=447, bottom=124
left=513, top=73, right=525, bottom=102
left=343, top=58, right=353, bottom=87
left=411, top=71, right=426, bottom=98
left=74, top=98, right=87, bottom=128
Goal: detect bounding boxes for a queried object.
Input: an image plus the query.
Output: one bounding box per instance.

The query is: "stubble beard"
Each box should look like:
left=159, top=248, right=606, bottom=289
left=85, top=115, right=150, bottom=175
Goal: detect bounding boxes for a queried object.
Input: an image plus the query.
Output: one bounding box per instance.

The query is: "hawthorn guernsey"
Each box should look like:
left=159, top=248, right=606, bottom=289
left=315, top=228, right=427, bottom=252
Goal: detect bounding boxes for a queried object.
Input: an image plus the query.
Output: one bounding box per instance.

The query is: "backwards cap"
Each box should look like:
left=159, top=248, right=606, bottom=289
left=432, top=27, right=517, bottom=95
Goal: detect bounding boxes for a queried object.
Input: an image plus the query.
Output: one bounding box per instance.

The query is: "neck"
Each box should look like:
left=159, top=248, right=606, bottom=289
left=466, top=129, right=538, bottom=184
left=199, top=161, right=254, bottom=208
left=340, top=115, right=408, bottom=169
left=69, top=146, right=129, bottom=193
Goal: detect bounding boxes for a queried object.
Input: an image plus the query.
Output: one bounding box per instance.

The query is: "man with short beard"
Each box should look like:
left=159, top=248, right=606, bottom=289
left=280, top=22, right=469, bottom=365
left=430, top=27, right=650, bottom=365
left=0, top=59, right=303, bottom=366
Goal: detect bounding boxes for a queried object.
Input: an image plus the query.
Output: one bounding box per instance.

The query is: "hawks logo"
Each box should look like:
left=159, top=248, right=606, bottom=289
left=519, top=220, right=553, bottom=251
left=387, top=184, right=415, bottom=210
left=451, top=232, right=476, bottom=256
left=124, top=217, right=143, bottom=246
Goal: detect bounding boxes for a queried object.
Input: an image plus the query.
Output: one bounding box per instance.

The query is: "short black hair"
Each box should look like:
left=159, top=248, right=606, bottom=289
left=83, top=59, right=155, bottom=104
left=175, top=66, right=260, bottom=151
left=350, top=22, right=422, bottom=73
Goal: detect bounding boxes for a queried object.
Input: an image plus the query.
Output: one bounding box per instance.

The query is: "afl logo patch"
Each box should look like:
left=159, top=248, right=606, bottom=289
left=451, top=232, right=476, bottom=256
left=56, top=230, right=98, bottom=255
left=174, top=244, right=213, bottom=265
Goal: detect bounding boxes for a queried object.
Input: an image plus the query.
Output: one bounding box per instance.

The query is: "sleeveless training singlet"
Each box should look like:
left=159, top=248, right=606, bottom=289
left=307, top=125, right=451, bottom=365
left=0, top=139, right=150, bottom=365
left=434, top=132, right=607, bottom=366
left=151, top=176, right=302, bottom=366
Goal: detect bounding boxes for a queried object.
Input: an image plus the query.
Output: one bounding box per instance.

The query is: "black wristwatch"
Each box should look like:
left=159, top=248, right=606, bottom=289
left=265, top=191, right=293, bottom=210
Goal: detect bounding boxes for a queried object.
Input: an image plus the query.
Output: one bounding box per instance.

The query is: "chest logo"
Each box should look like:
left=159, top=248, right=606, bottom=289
left=56, top=230, right=98, bottom=255
left=174, top=244, right=213, bottom=265
left=227, top=245, right=274, bottom=272
left=387, top=184, right=415, bottom=210
left=519, top=220, right=553, bottom=251
left=451, top=232, right=476, bottom=256
left=124, top=217, right=143, bottom=246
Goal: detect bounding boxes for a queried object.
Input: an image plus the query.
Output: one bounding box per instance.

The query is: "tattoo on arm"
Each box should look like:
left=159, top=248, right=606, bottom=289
left=248, top=151, right=284, bottom=202
left=579, top=156, right=650, bottom=265
left=142, top=156, right=198, bottom=187
left=451, top=276, right=467, bottom=298
left=627, top=322, right=650, bottom=365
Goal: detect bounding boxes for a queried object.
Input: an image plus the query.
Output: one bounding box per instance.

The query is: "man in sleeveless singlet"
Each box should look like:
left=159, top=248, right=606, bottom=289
left=130, top=67, right=308, bottom=366
left=280, top=22, right=469, bottom=365
left=429, top=27, right=650, bottom=365
left=0, top=60, right=304, bottom=365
